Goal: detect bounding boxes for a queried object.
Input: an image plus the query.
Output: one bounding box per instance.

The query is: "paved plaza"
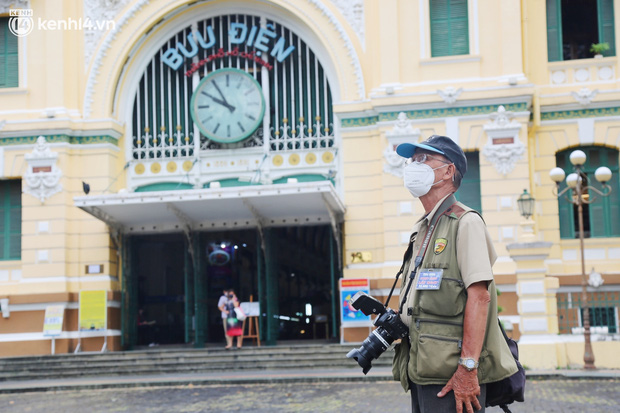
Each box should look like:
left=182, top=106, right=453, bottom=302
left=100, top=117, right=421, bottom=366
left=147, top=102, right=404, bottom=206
left=0, top=379, right=618, bottom=413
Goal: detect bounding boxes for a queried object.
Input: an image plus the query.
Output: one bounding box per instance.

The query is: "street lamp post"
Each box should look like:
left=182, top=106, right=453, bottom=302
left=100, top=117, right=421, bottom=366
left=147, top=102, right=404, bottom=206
left=549, top=150, right=613, bottom=370
left=517, top=189, right=535, bottom=219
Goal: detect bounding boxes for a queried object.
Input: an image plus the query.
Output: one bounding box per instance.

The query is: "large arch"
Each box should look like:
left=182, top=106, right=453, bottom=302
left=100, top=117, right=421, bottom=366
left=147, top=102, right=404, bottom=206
left=83, top=0, right=365, bottom=121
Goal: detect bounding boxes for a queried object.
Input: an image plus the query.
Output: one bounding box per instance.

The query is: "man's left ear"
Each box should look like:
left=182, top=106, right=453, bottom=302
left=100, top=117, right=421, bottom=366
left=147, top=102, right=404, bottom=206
left=445, top=164, right=455, bottom=181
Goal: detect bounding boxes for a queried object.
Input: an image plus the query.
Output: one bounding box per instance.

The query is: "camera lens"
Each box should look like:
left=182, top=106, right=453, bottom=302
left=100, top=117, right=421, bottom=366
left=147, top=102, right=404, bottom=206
left=346, top=326, right=392, bottom=374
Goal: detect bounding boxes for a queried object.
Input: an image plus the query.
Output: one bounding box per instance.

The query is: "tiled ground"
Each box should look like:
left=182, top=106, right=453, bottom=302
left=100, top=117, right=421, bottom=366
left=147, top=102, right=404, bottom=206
left=0, top=379, right=618, bottom=412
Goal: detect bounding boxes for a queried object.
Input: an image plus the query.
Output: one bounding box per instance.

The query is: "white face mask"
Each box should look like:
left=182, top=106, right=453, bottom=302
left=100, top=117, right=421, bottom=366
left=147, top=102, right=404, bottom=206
left=403, top=162, right=449, bottom=198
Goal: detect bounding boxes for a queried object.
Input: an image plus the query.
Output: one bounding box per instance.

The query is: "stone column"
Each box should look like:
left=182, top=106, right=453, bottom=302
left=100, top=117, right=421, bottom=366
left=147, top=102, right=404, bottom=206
left=506, top=241, right=561, bottom=369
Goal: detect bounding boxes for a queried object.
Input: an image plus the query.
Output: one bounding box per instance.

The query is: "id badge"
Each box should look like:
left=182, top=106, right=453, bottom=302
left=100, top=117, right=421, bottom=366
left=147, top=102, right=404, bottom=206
left=415, top=268, right=444, bottom=290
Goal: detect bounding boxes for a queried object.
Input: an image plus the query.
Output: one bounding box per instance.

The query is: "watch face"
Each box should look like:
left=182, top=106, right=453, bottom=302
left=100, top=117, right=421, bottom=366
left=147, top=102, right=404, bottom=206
left=190, top=68, right=265, bottom=144
left=465, top=359, right=476, bottom=369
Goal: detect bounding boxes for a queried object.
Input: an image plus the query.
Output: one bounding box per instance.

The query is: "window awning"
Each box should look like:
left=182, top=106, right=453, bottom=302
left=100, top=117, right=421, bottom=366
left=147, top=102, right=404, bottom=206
left=74, top=181, right=345, bottom=234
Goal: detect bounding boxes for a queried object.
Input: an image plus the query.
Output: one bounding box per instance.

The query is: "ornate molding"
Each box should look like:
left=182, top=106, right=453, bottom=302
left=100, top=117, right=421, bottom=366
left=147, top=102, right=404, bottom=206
left=571, top=87, right=598, bottom=106
left=331, top=0, right=364, bottom=46
left=306, top=0, right=365, bottom=99
left=83, top=0, right=150, bottom=118
left=383, top=112, right=420, bottom=178
left=84, top=0, right=128, bottom=70
left=85, top=0, right=366, bottom=117
left=482, top=106, right=524, bottom=176
left=24, top=136, right=63, bottom=202
left=0, top=0, right=29, bottom=14
left=437, top=87, right=463, bottom=105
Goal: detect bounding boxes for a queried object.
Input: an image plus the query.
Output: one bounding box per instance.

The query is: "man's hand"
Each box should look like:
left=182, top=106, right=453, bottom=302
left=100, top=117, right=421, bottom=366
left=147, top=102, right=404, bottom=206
left=437, top=280, right=489, bottom=412
left=437, top=366, right=481, bottom=413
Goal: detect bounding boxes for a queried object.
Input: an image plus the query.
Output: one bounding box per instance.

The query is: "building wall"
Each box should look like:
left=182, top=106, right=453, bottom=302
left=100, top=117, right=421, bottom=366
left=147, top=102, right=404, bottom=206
left=0, top=0, right=619, bottom=367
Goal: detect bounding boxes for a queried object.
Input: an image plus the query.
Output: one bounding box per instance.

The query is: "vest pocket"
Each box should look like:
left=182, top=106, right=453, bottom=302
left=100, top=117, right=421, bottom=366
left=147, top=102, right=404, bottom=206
left=416, top=334, right=461, bottom=379
left=418, top=277, right=466, bottom=317
left=392, top=339, right=411, bottom=392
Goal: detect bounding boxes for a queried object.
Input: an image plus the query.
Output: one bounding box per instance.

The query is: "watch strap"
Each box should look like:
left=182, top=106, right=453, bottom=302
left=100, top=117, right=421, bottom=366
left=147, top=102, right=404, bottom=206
left=458, top=357, right=479, bottom=371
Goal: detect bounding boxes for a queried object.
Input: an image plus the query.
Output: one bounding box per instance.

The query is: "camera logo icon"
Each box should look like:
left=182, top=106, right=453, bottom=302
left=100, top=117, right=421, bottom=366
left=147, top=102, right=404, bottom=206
left=9, top=9, right=34, bottom=37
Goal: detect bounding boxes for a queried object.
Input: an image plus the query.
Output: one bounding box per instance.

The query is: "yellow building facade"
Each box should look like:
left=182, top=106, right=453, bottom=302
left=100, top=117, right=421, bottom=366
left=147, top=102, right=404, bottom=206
left=0, top=0, right=619, bottom=369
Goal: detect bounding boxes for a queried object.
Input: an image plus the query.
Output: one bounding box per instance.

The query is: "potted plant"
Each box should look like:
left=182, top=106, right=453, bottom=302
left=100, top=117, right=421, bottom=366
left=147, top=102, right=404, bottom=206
left=590, top=42, right=610, bottom=58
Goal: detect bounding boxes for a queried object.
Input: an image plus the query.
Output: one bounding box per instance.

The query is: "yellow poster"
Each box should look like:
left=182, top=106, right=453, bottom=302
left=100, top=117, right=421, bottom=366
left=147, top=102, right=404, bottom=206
left=43, top=305, right=65, bottom=336
left=79, top=290, right=107, bottom=331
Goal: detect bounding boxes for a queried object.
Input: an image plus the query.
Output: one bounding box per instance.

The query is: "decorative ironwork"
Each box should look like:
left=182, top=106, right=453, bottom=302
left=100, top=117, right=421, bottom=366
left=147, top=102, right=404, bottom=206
left=130, top=14, right=335, bottom=160
left=201, top=127, right=264, bottom=150
left=270, top=116, right=334, bottom=151
left=557, top=292, right=619, bottom=335
left=549, top=149, right=614, bottom=370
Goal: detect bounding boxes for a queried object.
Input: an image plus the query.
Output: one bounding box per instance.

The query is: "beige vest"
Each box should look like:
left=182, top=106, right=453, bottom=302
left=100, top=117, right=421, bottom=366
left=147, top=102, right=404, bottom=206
left=392, top=202, right=518, bottom=389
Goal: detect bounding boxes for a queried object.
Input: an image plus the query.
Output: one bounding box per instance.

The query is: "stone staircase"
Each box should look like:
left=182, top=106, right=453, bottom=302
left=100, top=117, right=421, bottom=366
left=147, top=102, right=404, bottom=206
left=0, top=342, right=393, bottom=382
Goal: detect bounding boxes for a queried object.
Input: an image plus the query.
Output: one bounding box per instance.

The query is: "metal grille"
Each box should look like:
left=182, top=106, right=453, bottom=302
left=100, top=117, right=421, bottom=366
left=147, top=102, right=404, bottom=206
left=557, top=292, right=620, bottom=334
left=131, top=26, right=195, bottom=160
left=269, top=23, right=334, bottom=151
left=131, top=14, right=334, bottom=159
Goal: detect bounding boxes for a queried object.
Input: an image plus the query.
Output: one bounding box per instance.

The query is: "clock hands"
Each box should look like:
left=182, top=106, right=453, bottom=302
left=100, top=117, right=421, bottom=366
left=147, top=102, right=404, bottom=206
left=212, top=81, right=236, bottom=113
left=202, top=91, right=236, bottom=113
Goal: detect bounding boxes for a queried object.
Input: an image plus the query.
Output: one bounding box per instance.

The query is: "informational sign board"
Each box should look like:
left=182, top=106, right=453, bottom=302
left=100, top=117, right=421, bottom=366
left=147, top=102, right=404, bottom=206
left=339, top=278, right=371, bottom=326
left=43, top=305, right=65, bottom=337
left=79, top=290, right=107, bottom=331
left=240, top=302, right=260, bottom=317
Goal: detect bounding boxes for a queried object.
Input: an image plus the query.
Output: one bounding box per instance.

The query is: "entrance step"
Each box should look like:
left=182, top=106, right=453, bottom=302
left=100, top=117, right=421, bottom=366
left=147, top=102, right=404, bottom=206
left=0, top=343, right=393, bottom=382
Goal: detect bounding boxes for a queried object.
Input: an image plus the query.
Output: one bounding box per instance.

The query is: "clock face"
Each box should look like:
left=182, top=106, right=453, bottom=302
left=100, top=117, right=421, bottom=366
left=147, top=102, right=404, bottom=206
left=190, top=68, right=265, bottom=144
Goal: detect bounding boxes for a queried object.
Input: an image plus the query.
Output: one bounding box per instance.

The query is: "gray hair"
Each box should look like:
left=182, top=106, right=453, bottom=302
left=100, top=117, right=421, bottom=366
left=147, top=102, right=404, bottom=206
left=452, top=169, right=463, bottom=189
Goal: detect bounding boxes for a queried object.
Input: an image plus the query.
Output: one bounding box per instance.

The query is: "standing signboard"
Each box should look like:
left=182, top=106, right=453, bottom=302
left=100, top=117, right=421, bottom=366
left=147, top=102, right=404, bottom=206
left=76, top=290, right=107, bottom=353
left=339, top=278, right=372, bottom=343
left=43, top=305, right=65, bottom=355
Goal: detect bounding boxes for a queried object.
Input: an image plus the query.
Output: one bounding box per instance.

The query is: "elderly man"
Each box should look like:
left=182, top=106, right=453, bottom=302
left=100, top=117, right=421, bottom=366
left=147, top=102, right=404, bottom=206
left=391, top=135, right=518, bottom=413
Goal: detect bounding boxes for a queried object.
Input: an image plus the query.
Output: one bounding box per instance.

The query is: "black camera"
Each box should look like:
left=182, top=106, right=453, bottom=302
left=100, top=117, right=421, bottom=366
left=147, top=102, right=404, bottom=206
left=346, top=291, right=409, bottom=374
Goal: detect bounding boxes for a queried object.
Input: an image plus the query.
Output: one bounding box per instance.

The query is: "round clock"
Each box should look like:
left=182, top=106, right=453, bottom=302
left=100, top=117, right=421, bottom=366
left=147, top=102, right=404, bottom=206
left=190, top=68, right=265, bottom=144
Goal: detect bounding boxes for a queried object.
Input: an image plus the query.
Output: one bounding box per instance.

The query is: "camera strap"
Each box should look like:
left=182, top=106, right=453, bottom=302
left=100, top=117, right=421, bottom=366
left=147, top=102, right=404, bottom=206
left=383, top=194, right=457, bottom=311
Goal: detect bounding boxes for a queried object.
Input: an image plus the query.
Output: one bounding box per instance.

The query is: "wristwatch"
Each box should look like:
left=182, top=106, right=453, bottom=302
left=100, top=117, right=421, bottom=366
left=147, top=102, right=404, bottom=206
left=458, top=357, right=479, bottom=371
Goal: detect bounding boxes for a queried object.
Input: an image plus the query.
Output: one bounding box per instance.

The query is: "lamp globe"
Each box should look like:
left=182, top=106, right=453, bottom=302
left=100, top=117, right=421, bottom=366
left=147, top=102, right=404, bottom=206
left=549, top=167, right=566, bottom=183
left=570, top=150, right=587, bottom=166
left=594, top=166, right=612, bottom=183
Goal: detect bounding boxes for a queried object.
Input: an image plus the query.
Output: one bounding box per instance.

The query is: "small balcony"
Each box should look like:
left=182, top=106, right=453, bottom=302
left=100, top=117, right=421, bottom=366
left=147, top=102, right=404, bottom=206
left=547, top=56, right=616, bottom=86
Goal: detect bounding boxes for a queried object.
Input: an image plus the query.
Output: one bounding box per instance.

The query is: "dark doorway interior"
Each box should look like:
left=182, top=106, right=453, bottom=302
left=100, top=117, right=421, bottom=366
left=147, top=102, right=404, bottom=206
left=203, top=225, right=334, bottom=343
left=131, top=225, right=336, bottom=347
left=203, top=229, right=259, bottom=344
left=270, top=225, right=333, bottom=341
left=135, top=233, right=186, bottom=346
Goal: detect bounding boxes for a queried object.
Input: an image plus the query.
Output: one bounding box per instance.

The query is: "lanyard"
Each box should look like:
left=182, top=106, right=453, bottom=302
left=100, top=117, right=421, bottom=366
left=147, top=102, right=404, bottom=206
left=383, top=194, right=457, bottom=312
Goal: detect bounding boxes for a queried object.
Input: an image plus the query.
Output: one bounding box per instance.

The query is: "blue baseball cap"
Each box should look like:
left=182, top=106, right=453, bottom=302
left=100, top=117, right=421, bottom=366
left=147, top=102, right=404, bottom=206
left=396, top=135, right=467, bottom=177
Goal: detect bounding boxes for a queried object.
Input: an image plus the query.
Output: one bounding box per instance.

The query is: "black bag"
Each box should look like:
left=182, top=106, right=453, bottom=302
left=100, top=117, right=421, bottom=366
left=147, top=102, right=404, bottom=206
left=485, top=320, right=526, bottom=413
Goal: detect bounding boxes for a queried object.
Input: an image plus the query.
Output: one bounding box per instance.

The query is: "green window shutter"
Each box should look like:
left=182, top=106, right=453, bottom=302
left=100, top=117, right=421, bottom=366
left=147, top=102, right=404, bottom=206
left=546, top=0, right=563, bottom=62
left=597, top=0, right=616, bottom=56
left=8, top=181, right=21, bottom=259
left=599, top=148, right=620, bottom=236
left=588, top=199, right=606, bottom=237
left=431, top=0, right=451, bottom=57
left=430, top=0, right=469, bottom=57
left=455, top=151, right=481, bottom=213
left=0, top=18, right=18, bottom=88
left=556, top=147, right=620, bottom=239
left=556, top=152, right=574, bottom=239
left=0, top=180, right=21, bottom=260
left=584, top=146, right=619, bottom=238
left=0, top=197, right=5, bottom=257
left=449, top=0, right=469, bottom=55
left=557, top=190, right=574, bottom=239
